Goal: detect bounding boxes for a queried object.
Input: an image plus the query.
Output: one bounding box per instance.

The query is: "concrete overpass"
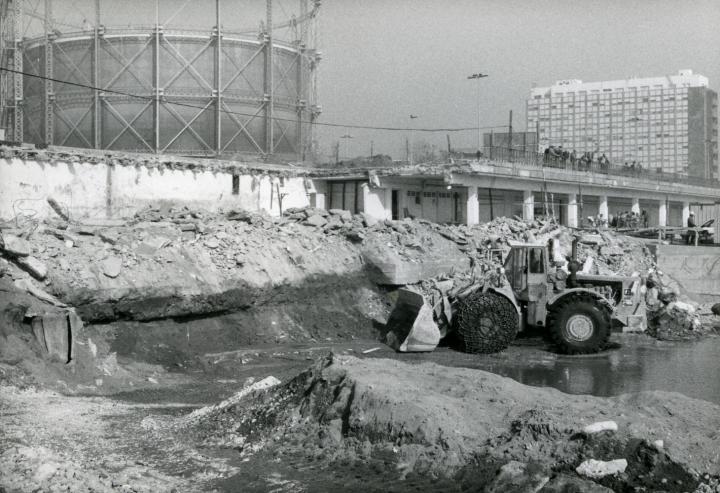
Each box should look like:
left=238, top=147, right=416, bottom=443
left=320, top=151, right=720, bottom=231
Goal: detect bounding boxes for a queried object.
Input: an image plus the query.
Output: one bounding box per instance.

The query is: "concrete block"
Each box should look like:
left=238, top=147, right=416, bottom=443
left=304, top=214, right=328, bottom=227
left=102, top=256, right=123, bottom=278
left=2, top=234, right=31, bottom=256
left=16, top=255, right=48, bottom=280
left=41, top=313, right=71, bottom=363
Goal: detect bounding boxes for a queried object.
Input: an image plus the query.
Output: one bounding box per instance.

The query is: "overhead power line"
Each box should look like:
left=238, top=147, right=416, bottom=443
left=0, top=66, right=508, bottom=133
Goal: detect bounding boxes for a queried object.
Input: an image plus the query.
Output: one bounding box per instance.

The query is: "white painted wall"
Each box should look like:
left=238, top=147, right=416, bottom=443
left=0, top=158, right=108, bottom=221
left=0, top=157, right=314, bottom=221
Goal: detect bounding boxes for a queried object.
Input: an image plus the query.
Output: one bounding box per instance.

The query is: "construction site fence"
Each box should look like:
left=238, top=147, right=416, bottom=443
left=480, top=146, right=718, bottom=189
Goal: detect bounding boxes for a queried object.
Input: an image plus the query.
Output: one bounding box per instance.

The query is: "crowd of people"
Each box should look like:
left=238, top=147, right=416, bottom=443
left=586, top=210, right=650, bottom=229
left=543, top=146, right=645, bottom=176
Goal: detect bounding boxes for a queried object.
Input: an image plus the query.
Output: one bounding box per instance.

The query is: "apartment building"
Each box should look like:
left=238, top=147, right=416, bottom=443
left=526, top=70, right=718, bottom=178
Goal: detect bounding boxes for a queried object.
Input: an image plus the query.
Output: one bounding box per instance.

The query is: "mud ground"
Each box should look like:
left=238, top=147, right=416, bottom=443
left=2, top=332, right=720, bottom=492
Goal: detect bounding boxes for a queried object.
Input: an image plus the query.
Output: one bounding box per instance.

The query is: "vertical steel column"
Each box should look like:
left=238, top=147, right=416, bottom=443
left=153, top=0, right=160, bottom=152
left=264, top=0, right=273, bottom=155
left=214, top=0, right=222, bottom=155
left=44, top=0, right=53, bottom=145
left=93, top=0, right=101, bottom=148
left=12, top=0, right=22, bottom=142
left=296, top=0, right=307, bottom=160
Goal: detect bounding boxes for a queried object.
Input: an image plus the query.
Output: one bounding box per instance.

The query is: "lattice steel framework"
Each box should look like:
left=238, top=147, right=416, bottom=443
left=0, top=0, right=321, bottom=160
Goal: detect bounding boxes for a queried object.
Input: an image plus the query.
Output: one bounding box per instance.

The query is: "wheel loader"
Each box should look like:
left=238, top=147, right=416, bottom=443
left=385, top=239, right=647, bottom=354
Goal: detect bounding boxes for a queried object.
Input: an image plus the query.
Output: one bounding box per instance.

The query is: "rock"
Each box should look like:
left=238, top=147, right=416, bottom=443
left=485, top=461, right=550, bottom=493
left=99, top=229, right=120, bottom=245
left=328, top=208, right=345, bottom=216
left=135, top=242, right=158, bottom=256
left=33, top=462, right=59, bottom=483
left=14, top=278, right=67, bottom=307
left=303, top=207, right=329, bottom=218
left=204, top=239, right=220, bottom=249
left=542, top=474, right=614, bottom=492
left=582, top=421, right=618, bottom=434
left=579, top=234, right=605, bottom=246
left=304, top=214, right=328, bottom=227
left=599, top=245, right=624, bottom=257
left=64, top=239, right=74, bottom=248
left=178, top=222, right=197, bottom=232
left=227, top=209, right=254, bottom=223
left=345, top=231, right=365, bottom=243
left=16, top=255, right=48, bottom=280
left=361, top=212, right=379, bottom=227
left=576, top=458, right=627, bottom=479
left=102, top=256, right=122, bottom=278
left=1, top=234, right=31, bottom=256
left=325, top=216, right=344, bottom=230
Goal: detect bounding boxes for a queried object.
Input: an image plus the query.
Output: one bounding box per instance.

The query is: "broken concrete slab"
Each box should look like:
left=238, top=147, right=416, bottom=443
left=203, top=238, right=220, bottom=249
left=101, top=256, right=122, bottom=278
left=14, top=278, right=67, bottom=307
left=1, top=234, right=31, bottom=257
left=304, top=215, right=328, bottom=227
left=31, top=317, right=47, bottom=352
left=41, top=313, right=72, bottom=363
left=576, top=458, right=628, bottom=479
left=16, top=255, right=48, bottom=280
left=98, top=229, right=120, bottom=245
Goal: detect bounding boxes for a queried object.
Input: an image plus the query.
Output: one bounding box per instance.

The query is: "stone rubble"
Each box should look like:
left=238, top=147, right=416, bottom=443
left=0, top=204, right=714, bottom=339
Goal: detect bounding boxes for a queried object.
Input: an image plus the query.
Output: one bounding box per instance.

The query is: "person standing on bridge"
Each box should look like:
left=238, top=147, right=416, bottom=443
left=687, top=211, right=697, bottom=245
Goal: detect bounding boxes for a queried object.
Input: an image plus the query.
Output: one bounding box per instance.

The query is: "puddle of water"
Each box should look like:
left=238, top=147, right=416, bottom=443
left=390, top=335, right=720, bottom=405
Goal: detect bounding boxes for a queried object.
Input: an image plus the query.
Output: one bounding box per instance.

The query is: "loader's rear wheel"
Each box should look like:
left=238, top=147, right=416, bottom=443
left=548, top=295, right=611, bottom=354
left=455, top=292, right=519, bottom=354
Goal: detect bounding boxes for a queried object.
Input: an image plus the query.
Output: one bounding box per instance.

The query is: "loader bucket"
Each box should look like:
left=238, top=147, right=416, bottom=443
left=385, top=288, right=441, bottom=352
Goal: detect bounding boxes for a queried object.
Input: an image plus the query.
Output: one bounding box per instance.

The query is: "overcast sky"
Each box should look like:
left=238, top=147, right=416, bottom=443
left=46, top=0, right=720, bottom=159
left=317, top=0, right=720, bottom=158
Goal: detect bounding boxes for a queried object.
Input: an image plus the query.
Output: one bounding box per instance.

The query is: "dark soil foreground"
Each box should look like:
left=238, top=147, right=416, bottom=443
left=4, top=352, right=718, bottom=492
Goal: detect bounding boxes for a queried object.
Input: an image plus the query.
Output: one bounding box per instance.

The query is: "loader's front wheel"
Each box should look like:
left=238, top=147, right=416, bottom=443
left=455, top=291, right=519, bottom=354
left=548, top=296, right=611, bottom=354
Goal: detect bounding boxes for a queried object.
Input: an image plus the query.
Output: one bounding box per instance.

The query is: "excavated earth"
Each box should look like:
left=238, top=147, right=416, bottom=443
left=2, top=208, right=720, bottom=492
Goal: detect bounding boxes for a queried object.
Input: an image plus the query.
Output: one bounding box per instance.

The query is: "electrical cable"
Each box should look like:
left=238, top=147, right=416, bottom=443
left=0, top=66, right=509, bottom=133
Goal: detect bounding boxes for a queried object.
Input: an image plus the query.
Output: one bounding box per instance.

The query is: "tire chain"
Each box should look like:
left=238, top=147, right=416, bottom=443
left=455, top=292, right=519, bottom=354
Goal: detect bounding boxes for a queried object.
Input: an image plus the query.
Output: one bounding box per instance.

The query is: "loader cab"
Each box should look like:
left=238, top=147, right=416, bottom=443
left=503, top=244, right=549, bottom=326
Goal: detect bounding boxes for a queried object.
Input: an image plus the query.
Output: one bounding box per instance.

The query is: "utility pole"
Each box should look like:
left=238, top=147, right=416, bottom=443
left=409, top=114, right=418, bottom=165
left=467, top=73, right=488, bottom=153
left=508, top=110, right=513, bottom=150
left=370, top=140, right=374, bottom=158
left=340, top=133, right=353, bottom=160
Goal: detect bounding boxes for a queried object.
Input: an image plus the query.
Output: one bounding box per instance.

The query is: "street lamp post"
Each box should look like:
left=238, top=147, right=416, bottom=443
left=409, top=114, right=418, bottom=165
left=467, top=73, right=488, bottom=154
left=340, top=133, right=353, bottom=160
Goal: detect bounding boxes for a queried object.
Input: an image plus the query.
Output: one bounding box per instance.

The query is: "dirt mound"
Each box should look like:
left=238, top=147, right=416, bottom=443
left=185, top=354, right=720, bottom=490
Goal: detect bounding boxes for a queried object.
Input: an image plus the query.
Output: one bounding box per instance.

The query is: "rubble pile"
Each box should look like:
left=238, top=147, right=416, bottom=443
left=644, top=271, right=707, bottom=340
left=1, top=199, right=715, bottom=340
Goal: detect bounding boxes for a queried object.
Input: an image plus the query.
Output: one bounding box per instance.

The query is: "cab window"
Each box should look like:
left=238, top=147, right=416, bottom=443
left=529, top=248, right=544, bottom=274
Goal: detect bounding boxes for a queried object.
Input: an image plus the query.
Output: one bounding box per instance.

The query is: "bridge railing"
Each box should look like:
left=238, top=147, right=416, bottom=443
left=477, top=146, right=719, bottom=189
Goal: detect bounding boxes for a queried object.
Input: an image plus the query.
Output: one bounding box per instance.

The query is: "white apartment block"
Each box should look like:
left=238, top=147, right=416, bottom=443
left=526, top=70, right=718, bottom=178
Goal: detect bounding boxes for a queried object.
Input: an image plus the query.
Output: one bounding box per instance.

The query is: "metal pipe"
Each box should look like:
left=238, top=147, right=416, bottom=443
left=215, top=0, right=222, bottom=155
left=44, top=0, right=54, bottom=145
left=265, top=0, right=273, bottom=155
left=154, top=0, right=160, bottom=153
left=93, top=0, right=100, bottom=148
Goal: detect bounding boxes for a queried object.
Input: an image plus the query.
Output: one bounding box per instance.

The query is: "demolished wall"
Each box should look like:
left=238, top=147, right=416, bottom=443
left=0, top=149, right=322, bottom=222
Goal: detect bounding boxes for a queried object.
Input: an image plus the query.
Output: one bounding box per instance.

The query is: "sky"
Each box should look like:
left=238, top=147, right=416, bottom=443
left=42, top=0, right=720, bottom=159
